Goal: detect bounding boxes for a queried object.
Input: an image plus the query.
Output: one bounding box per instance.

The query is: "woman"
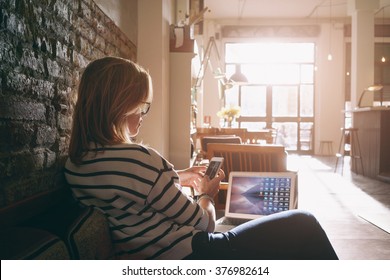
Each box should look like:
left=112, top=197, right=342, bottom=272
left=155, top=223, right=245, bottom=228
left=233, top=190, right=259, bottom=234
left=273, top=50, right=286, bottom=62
left=65, top=56, right=338, bottom=260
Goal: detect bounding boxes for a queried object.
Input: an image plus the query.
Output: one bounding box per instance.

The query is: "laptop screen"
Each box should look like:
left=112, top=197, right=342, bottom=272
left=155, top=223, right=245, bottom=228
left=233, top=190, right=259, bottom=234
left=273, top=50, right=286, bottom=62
left=225, top=172, right=297, bottom=219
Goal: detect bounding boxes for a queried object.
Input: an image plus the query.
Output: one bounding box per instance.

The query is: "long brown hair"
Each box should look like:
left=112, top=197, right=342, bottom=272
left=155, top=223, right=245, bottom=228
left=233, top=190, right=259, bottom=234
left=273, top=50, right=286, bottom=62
left=68, top=57, right=151, bottom=164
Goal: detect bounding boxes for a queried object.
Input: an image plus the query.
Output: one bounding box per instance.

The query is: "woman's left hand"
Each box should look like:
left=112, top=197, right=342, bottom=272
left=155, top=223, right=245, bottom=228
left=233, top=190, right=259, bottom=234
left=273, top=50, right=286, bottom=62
left=178, top=166, right=207, bottom=188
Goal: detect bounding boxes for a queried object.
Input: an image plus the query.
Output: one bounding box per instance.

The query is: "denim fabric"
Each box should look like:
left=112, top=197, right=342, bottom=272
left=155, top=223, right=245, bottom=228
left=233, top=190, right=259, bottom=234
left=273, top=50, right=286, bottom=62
left=187, top=210, right=338, bottom=260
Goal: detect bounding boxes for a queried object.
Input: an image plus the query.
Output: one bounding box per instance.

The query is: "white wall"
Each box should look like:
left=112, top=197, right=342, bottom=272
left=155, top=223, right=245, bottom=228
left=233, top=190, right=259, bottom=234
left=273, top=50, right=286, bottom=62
left=93, top=0, right=172, bottom=159
left=169, top=52, right=194, bottom=169
left=314, top=21, right=345, bottom=154
left=137, top=0, right=172, bottom=158
left=93, top=0, right=137, bottom=44
left=195, top=22, right=226, bottom=128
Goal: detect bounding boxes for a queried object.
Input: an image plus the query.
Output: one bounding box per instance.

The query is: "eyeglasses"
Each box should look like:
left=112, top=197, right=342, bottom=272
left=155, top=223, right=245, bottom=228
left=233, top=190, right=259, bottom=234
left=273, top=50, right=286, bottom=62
left=139, top=102, right=151, bottom=116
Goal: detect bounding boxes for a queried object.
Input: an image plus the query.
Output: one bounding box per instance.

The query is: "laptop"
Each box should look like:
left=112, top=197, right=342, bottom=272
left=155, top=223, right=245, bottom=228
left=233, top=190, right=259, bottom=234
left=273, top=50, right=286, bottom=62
left=216, top=171, right=298, bottom=231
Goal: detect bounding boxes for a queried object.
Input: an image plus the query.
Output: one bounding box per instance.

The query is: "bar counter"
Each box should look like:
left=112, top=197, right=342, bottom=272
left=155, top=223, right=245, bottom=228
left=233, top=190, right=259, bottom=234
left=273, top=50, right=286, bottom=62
left=352, top=107, right=390, bottom=182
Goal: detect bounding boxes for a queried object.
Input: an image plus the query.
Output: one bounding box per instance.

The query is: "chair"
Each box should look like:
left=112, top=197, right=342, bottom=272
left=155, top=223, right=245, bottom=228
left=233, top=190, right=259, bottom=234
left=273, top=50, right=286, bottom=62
left=206, top=143, right=288, bottom=180
left=319, top=140, right=334, bottom=156
left=200, top=136, right=242, bottom=154
left=194, top=127, right=220, bottom=159
left=334, top=127, right=364, bottom=175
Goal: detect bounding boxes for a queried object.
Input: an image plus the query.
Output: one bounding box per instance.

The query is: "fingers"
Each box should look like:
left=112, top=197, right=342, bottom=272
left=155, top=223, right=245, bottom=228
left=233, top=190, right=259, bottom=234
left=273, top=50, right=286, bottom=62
left=212, top=169, right=225, bottom=181
left=189, top=166, right=207, bottom=174
left=191, top=168, right=224, bottom=197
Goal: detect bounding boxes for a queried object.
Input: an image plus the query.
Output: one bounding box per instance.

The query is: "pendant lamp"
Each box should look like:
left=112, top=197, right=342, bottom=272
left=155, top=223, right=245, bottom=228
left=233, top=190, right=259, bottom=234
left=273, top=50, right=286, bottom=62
left=229, top=64, right=248, bottom=83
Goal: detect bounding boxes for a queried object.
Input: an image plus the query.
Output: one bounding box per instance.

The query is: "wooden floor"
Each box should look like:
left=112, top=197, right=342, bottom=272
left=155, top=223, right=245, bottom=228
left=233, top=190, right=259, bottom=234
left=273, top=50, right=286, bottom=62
left=290, top=155, right=390, bottom=260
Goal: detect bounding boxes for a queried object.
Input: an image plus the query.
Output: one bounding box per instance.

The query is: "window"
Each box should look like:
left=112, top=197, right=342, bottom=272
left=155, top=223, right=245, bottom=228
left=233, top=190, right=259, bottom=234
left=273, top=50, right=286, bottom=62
left=224, top=42, right=315, bottom=153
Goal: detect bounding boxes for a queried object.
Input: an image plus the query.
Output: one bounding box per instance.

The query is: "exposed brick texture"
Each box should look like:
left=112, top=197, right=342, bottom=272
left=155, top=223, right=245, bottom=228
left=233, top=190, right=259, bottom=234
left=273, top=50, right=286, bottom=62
left=0, top=0, right=137, bottom=207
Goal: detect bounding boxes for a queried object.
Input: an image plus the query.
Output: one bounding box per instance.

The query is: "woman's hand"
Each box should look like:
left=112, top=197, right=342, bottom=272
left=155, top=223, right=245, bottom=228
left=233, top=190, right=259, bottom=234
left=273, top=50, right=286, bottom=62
left=196, top=169, right=225, bottom=198
left=195, top=169, right=225, bottom=233
left=177, top=166, right=207, bottom=189
left=178, top=166, right=225, bottom=198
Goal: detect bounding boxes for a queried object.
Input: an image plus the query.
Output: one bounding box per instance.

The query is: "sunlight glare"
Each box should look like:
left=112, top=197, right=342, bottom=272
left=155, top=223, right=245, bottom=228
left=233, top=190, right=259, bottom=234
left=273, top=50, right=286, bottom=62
left=225, top=42, right=315, bottom=84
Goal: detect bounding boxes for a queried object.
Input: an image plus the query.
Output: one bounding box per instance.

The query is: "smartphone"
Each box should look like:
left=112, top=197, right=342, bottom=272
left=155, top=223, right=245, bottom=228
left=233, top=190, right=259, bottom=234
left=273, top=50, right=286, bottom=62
left=204, top=157, right=224, bottom=179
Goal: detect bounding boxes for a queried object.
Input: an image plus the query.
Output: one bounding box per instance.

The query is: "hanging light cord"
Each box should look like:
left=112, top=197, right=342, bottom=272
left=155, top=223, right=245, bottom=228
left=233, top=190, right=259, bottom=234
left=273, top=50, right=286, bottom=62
left=328, top=0, right=333, bottom=60
left=238, top=0, right=246, bottom=20
left=382, top=7, right=386, bottom=62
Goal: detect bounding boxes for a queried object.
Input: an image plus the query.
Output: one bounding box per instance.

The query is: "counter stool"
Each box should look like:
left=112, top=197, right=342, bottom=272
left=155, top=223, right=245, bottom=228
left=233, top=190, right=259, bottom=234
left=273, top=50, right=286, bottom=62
left=319, top=140, right=333, bottom=156
left=334, top=128, right=364, bottom=175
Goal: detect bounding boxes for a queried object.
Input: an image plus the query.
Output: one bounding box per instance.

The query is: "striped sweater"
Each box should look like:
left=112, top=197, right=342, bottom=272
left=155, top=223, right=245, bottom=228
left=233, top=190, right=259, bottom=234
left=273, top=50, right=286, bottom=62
left=64, top=143, right=209, bottom=259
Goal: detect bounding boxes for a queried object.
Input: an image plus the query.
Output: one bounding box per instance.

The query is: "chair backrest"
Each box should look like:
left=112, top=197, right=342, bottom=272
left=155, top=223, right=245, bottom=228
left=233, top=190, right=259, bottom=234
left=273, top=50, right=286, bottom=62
left=201, top=136, right=242, bottom=153
left=206, top=143, right=287, bottom=181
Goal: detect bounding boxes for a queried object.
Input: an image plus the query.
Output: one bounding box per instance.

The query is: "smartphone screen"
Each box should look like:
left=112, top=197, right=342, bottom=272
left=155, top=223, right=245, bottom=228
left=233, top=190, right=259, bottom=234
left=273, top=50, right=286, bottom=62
left=204, top=157, right=224, bottom=179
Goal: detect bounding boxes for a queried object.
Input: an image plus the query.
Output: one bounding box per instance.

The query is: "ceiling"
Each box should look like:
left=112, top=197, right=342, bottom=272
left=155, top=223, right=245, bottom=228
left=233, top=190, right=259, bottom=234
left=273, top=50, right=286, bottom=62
left=203, top=0, right=390, bottom=21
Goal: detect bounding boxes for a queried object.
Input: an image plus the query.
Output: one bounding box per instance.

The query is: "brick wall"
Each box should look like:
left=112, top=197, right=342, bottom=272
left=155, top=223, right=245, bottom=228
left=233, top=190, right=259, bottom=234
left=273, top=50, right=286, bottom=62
left=0, top=0, right=137, bottom=207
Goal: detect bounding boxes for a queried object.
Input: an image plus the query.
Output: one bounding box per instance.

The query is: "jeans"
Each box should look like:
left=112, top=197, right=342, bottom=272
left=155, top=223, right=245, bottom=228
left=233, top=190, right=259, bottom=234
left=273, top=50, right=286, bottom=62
left=187, top=210, right=338, bottom=260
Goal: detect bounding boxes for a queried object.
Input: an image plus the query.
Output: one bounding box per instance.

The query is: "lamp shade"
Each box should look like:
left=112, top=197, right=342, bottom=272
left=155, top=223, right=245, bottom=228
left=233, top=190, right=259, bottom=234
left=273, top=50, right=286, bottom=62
left=367, top=85, right=383, bottom=91
left=357, top=84, right=384, bottom=108
left=229, top=64, right=248, bottom=83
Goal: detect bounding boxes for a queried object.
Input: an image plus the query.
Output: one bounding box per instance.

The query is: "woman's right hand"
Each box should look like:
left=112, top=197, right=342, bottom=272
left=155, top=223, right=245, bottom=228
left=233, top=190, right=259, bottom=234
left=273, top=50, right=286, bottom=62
left=196, top=169, right=225, bottom=198
left=195, top=169, right=224, bottom=233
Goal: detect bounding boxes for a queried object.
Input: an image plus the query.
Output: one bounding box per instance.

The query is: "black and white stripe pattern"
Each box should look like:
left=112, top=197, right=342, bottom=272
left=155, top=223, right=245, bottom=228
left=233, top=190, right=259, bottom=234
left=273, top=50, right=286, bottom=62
left=64, top=144, right=208, bottom=259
